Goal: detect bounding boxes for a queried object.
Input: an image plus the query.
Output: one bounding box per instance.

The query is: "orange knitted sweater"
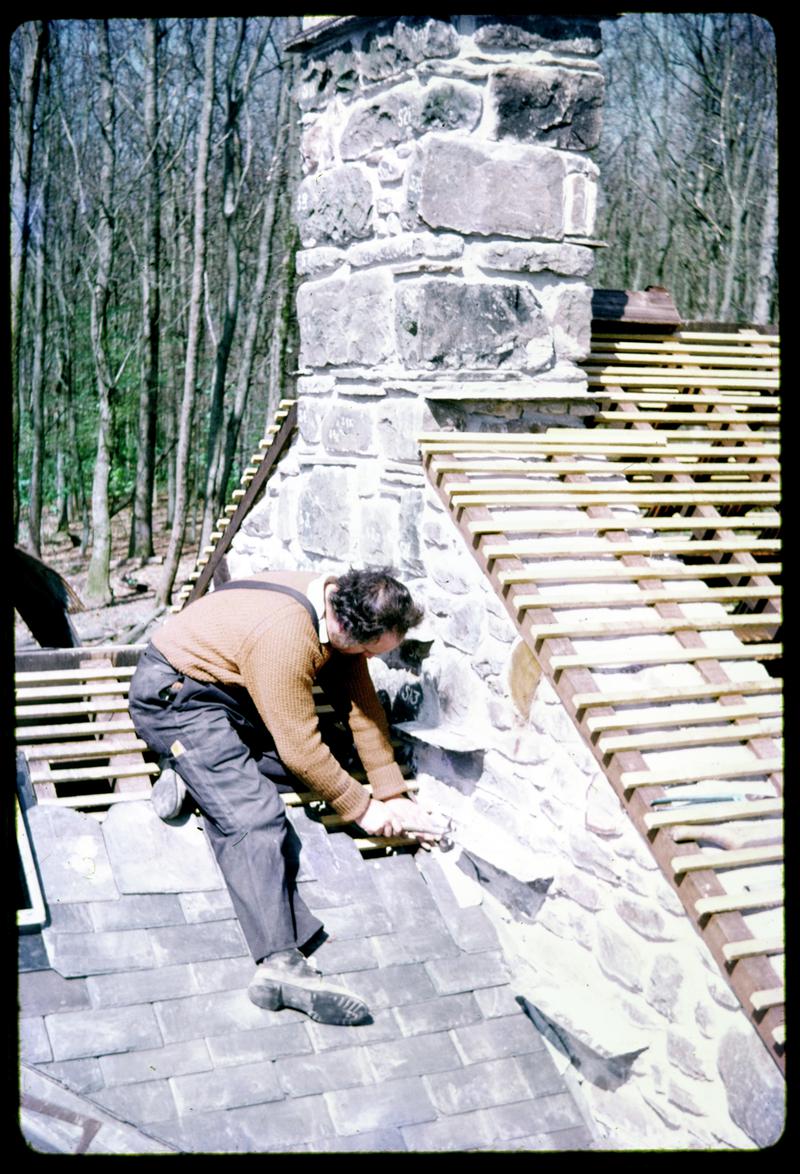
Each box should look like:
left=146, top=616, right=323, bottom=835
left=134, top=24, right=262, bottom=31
left=151, top=571, right=407, bottom=823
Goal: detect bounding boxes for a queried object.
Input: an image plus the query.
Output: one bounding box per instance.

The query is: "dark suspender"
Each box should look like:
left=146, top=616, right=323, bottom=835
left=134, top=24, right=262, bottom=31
left=213, top=580, right=320, bottom=635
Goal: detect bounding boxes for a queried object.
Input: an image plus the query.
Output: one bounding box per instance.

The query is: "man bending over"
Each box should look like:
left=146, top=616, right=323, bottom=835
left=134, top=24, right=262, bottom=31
left=128, top=567, right=447, bottom=1027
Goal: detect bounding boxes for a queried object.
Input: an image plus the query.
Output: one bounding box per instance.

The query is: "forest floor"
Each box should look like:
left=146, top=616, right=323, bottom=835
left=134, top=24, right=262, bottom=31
left=14, top=499, right=201, bottom=652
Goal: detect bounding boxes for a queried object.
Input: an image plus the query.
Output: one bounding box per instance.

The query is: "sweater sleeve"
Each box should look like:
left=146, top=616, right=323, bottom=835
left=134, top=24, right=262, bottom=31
left=238, top=609, right=370, bottom=823
left=335, top=655, right=408, bottom=802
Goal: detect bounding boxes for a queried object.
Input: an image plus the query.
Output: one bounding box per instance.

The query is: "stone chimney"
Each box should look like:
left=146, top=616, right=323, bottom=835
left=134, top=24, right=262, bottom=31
left=244, top=13, right=604, bottom=572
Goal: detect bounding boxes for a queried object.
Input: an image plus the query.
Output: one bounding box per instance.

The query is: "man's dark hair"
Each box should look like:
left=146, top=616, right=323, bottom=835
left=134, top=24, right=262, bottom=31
left=330, top=567, right=424, bottom=644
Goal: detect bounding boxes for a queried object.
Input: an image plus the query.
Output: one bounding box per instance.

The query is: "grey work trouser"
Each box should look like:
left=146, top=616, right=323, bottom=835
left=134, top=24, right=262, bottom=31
left=128, top=643, right=323, bottom=961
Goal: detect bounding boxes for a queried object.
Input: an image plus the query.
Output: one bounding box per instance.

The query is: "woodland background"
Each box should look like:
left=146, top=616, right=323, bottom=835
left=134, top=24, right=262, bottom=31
left=9, top=14, right=778, bottom=619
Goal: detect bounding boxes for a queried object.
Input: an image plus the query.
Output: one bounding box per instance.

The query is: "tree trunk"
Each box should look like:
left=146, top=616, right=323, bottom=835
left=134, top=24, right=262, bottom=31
left=27, top=209, right=48, bottom=557
left=157, top=18, right=217, bottom=607
left=11, top=21, right=48, bottom=541
left=129, top=18, right=161, bottom=563
left=753, top=171, right=777, bottom=325
left=84, top=21, right=116, bottom=606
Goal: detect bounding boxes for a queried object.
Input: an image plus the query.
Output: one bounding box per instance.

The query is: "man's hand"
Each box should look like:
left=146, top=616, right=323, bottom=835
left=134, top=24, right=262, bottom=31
left=383, top=796, right=450, bottom=844
left=356, top=798, right=405, bottom=838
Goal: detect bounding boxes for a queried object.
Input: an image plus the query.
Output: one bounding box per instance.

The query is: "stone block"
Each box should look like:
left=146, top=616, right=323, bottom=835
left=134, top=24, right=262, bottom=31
left=295, top=247, right=344, bottom=277
left=19, top=1015, right=52, bottom=1063
left=396, top=278, right=551, bottom=371
left=614, top=895, right=676, bottom=943
left=207, top=1021, right=313, bottom=1066
left=277, top=1046, right=373, bottom=1097
left=539, top=281, right=593, bottom=361
left=357, top=17, right=459, bottom=86
left=297, top=165, right=373, bottom=246
left=399, top=489, right=425, bottom=575
left=491, top=67, right=604, bottom=150
left=477, top=241, right=595, bottom=278
left=92, top=1079, right=177, bottom=1125
left=340, top=93, right=416, bottom=160
left=326, top=1075, right=437, bottom=1133
left=718, top=1027, right=786, bottom=1147
left=148, top=920, right=248, bottom=967
left=474, top=15, right=601, bottom=56
left=424, top=951, right=509, bottom=995
left=424, top=1057, right=533, bottom=1114
left=564, top=166, right=598, bottom=237
left=360, top=497, right=401, bottom=566
left=395, top=992, right=483, bottom=1036
left=297, top=466, right=355, bottom=559
left=418, top=80, right=483, bottom=133
left=18, top=969, right=91, bottom=1017
left=25, top=806, right=119, bottom=903
left=443, top=598, right=485, bottom=655
left=418, top=136, right=566, bottom=241
left=171, top=1060, right=284, bottom=1115
left=101, top=803, right=222, bottom=894
left=666, top=1029, right=712, bottom=1083
left=45, top=1004, right=163, bottom=1062
left=348, top=231, right=463, bottom=269
left=645, top=952, right=685, bottom=1021
left=178, top=889, right=235, bottom=924
left=89, top=893, right=185, bottom=931
left=43, top=928, right=157, bottom=978
left=453, top=1014, right=547, bottom=1064
left=321, top=401, right=374, bottom=455
left=154, top=989, right=272, bottom=1045
left=297, top=270, right=393, bottom=368
left=595, top=922, right=645, bottom=994
left=86, top=962, right=197, bottom=1008
left=40, top=1058, right=104, bottom=1096
left=99, top=1040, right=212, bottom=1086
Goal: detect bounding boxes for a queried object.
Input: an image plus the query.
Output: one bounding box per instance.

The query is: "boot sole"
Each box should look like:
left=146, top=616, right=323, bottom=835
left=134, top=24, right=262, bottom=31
left=249, top=978, right=370, bottom=1026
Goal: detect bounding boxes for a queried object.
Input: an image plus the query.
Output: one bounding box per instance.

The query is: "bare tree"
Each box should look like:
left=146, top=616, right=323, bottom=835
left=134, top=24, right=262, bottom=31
left=157, top=17, right=218, bottom=607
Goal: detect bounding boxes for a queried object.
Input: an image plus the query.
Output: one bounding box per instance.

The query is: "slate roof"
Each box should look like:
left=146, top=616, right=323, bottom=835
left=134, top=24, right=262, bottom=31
left=18, top=799, right=597, bottom=1154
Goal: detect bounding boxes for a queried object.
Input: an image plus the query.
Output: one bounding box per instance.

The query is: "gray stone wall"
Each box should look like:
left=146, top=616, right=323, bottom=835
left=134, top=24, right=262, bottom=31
left=229, top=15, right=784, bottom=1149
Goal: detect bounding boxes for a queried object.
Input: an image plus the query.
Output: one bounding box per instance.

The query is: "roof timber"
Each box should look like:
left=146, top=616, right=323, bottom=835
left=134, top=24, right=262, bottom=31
left=418, top=323, right=783, bottom=1072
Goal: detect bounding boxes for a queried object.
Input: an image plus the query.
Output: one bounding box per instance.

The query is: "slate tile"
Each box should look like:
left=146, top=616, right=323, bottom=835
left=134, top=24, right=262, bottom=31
left=514, top=1050, right=570, bottom=1098
left=148, top=919, right=248, bottom=966
left=39, top=1058, right=104, bottom=1095
left=332, top=962, right=437, bottom=1013
left=401, top=1108, right=497, bottom=1153
left=26, top=806, right=119, bottom=903
left=19, top=1016, right=52, bottom=1063
left=154, top=989, right=275, bottom=1044
left=178, top=889, right=235, bottom=923
left=318, top=901, right=393, bottom=940
left=325, top=1075, right=436, bottom=1134
left=207, top=1021, right=313, bottom=1066
left=394, top=992, right=483, bottom=1037
left=91, top=1078, right=177, bottom=1124
left=423, top=1058, right=533, bottom=1115
left=371, top=925, right=461, bottom=966
left=424, top=951, right=509, bottom=995
left=170, top=1059, right=283, bottom=1114
left=276, top=1046, right=373, bottom=1097
left=488, top=1093, right=585, bottom=1136
left=224, top=1094, right=337, bottom=1151
left=18, top=969, right=91, bottom=1017
left=88, top=893, right=185, bottom=931
left=101, top=802, right=223, bottom=893
left=311, top=1129, right=407, bottom=1152
left=296, top=878, right=362, bottom=910
left=43, top=927, right=157, bottom=978
left=189, top=955, right=255, bottom=994
left=473, top=984, right=525, bottom=1019
left=368, top=856, right=445, bottom=930
left=18, top=932, right=50, bottom=972
left=453, top=1014, right=548, bottom=1064
left=326, top=829, right=372, bottom=872
left=46, top=903, right=95, bottom=933
left=45, top=1004, right=163, bottom=1062
left=310, top=935, right=380, bottom=974
left=365, top=1030, right=462, bottom=1082
left=448, top=906, right=501, bottom=953
left=306, top=1009, right=402, bottom=1052
left=99, top=1040, right=213, bottom=1086
left=475, top=1125, right=594, bottom=1151
left=141, top=1111, right=255, bottom=1154
left=87, top=963, right=198, bottom=1008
